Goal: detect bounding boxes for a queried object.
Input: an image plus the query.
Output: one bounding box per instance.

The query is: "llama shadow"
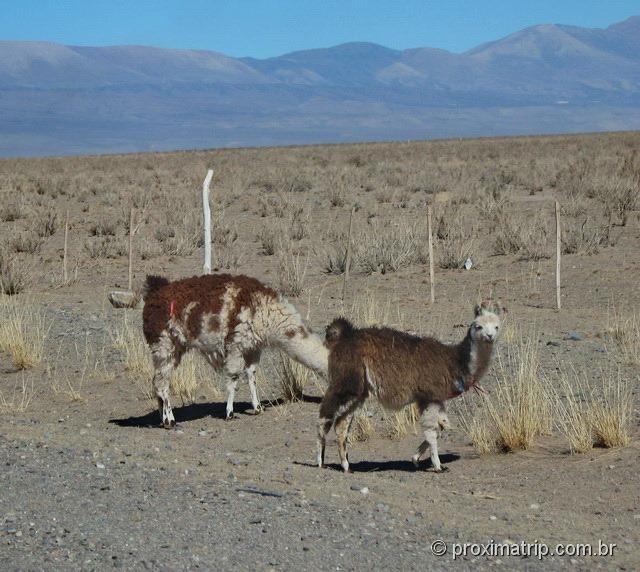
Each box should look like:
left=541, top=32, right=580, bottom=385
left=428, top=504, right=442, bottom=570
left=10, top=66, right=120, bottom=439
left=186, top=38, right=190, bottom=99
left=295, top=453, right=461, bottom=473
left=110, top=401, right=249, bottom=428
left=110, top=393, right=323, bottom=428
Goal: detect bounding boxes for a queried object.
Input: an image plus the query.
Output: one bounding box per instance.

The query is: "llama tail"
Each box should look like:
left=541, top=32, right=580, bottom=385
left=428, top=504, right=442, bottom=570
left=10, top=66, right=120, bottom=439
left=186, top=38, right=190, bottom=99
left=143, top=275, right=170, bottom=300
left=325, top=317, right=355, bottom=347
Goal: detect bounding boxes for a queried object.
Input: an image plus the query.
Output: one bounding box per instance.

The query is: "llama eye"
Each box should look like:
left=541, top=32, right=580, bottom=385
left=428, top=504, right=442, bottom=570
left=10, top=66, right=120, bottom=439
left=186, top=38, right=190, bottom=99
left=475, top=324, right=483, bottom=330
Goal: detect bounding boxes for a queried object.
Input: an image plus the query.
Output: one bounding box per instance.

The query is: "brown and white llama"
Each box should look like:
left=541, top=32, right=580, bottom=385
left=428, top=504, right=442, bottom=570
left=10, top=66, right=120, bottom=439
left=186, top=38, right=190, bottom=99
left=317, top=302, right=504, bottom=473
left=142, top=274, right=328, bottom=428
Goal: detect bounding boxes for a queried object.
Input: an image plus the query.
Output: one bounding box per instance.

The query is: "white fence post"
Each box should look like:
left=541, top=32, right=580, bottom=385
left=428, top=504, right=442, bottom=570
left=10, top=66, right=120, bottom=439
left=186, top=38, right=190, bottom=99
left=202, top=169, right=214, bottom=274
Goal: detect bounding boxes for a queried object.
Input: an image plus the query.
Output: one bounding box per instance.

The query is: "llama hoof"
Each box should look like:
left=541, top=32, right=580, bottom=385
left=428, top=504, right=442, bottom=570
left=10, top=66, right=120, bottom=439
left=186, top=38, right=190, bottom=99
left=318, top=463, right=325, bottom=469
left=432, top=466, right=449, bottom=473
left=250, top=405, right=263, bottom=415
left=161, top=419, right=176, bottom=429
left=412, top=456, right=420, bottom=469
left=225, top=412, right=234, bottom=421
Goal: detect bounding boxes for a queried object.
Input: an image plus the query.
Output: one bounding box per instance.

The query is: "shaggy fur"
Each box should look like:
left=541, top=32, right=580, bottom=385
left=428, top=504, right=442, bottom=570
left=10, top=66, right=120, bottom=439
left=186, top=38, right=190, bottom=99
left=318, top=302, right=504, bottom=473
left=142, top=273, right=328, bottom=428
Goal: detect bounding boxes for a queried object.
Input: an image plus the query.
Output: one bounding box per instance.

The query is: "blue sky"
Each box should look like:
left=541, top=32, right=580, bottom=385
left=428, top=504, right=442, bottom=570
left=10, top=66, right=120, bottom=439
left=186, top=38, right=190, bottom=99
left=1, top=1, right=638, bottom=58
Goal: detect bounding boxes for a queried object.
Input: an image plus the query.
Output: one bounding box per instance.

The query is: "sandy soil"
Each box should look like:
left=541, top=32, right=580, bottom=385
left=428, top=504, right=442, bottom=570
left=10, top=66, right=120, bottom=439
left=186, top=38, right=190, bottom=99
left=1, top=134, right=639, bottom=570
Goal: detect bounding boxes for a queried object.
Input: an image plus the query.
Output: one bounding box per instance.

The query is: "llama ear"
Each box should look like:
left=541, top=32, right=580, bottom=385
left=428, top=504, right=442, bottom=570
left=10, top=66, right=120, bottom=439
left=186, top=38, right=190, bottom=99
left=474, top=304, right=483, bottom=317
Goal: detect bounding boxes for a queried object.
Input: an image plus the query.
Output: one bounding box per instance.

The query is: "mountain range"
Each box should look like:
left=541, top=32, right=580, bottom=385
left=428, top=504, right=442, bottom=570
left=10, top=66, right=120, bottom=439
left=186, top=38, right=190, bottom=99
left=1, top=16, right=639, bottom=157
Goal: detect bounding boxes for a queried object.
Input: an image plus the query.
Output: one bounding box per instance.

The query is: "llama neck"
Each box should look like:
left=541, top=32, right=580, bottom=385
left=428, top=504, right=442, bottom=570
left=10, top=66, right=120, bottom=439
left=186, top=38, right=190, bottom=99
left=457, top=330, right=494, bottom=388
left=277, top=331, right=328, bottom=376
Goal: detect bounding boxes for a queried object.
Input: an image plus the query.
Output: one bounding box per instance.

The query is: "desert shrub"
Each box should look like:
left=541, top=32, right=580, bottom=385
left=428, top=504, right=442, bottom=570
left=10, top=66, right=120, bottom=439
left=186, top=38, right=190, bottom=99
left=436, top=229, right=476, bottom=269
left=257, top=226, right=278, bottom=256
left=215, top=244, right=243, bottom=270
left=89, top=219, right=117, bottom=237
left=562, top=219, right=611, bottom=255
left=0, top=202, right=25, bottom=222
left=323, top=243, right=348, bottom=275
left=154, top=225, right=176, bottom=242
left=287, top=177, right=312, bottom=193
left=0, top=254, right=30, bottom=295
left=493, top=213, right=549, bottom=260
left=355, top=220, right=420, bottom=274
left=328, top=187, right=345, bottom=207
left=212, top=219, right=239, bottom=247
left=0, top=296, right=49, bottom=370
left=35, top=211, right=57, bottom=237
left=11, top=233, right=43, bottom=254
left=600, top=176, right=639, bottom=227
left=278, top=250, right=308, bottom=297
left=84, top=237, right=126, bottom=259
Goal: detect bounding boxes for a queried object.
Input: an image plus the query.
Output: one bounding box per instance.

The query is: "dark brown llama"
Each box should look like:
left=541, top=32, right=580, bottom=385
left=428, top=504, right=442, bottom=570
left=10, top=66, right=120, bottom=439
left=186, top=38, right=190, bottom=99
left=317, top=302, right=504, bottom=472
left=142, top=273, right=328, bottom=428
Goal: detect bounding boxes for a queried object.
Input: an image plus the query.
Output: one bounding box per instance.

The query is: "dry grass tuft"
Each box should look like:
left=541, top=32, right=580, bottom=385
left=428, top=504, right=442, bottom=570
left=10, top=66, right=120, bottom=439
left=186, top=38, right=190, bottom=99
left=275, top=352, right=309, bottom=402
left=0, top=374, right=35, bottom=413
left=554, top=368, right=594, bottom=454
left=606, top=309, right=640, bottom=365
left=0, top=253, right=31, bottom=295
left=348, top=405, right=376, bottom=443
left=382, top=403, right=420, bottom=440
left=277, top=249, right=309, bottom=297
left=486, top=336, right=553, bottom=451
left=454, top=397, right=496, bottom=455
left=0, top=296, right=49, bottom=370
left=457, top=334, right=553, bottom=454
left=589, top=369, right=632, bottom=449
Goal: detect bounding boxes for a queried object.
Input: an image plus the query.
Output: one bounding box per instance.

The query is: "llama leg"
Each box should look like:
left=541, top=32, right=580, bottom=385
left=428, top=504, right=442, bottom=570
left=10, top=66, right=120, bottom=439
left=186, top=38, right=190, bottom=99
left=224, top=374, right=240, bottom=420
left=317, top=417, right=333, bottom=468
left=244, top=350, right=262, bottom=414
left=335, top=411, right=356, bottom=473
left=317, top=388, right=353, bottom=469
left=424, top=428, right=447, bottom=472
left=224, top=349, right=246, bottom=420
left=422, top=402, right=448, bottom=472
left=412, top=440, right=429, bottom=468
left=150, top=337, right=182, bottom=429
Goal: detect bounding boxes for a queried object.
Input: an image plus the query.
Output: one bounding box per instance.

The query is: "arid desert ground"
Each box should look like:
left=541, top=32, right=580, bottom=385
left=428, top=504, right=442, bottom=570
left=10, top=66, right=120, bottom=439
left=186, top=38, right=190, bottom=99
left=1, top=132, right=639, bottom=570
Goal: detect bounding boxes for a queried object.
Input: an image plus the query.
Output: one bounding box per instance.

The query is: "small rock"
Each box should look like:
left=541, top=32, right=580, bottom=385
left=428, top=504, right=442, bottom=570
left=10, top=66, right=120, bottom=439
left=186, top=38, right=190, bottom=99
left=530, top=503, right=540, bottom=510
left=198, top=431, right=207, bottom=437
left=360, top=487, right=370, bottom=496
left=96, top=463, right=105, bottom=469
left=489, top=515, right=497, bottom=521
left=546, top=341, right=561, bottom=347
left=565, top=331, right=584, bottom=341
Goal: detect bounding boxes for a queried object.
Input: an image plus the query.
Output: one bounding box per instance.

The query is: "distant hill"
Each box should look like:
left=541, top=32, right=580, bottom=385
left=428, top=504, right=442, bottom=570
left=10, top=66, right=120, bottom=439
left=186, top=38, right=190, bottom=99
left=1, top=16, right=640, bottom=157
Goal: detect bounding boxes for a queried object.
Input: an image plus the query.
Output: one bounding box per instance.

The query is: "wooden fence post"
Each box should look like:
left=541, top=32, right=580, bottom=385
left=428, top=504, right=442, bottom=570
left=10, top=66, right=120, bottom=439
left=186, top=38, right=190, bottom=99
left=341, top=206, right=356, bottom=302
left=202, top=169, right=214, bottom=274
left=555, top=201, right=561, bottom=310
left=128, top=208, right=135, bottom=291
left=63, top=210, right=69, bottom=284
left=427, top=205, right=435, bottom=304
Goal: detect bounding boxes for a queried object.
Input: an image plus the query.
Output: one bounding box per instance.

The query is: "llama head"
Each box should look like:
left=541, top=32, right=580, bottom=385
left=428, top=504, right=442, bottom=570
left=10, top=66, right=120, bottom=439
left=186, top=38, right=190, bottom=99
left=471, top=301, right=505, bottom=343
